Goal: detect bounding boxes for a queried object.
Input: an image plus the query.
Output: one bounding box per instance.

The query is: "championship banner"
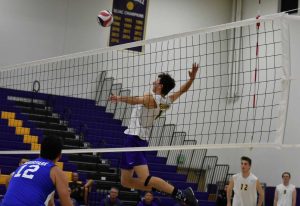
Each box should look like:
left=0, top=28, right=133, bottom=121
left=109, top=0, right=148, bottom=52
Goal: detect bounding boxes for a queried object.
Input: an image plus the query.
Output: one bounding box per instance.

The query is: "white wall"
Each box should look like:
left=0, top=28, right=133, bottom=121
left=146, top=0, right=233, bottom=39
left=242, top=0, right=279, bottom=19
left=64, top=0, right=234, bottom=53
left=65, top=0, right=233, bottom=52
left=62, top=0, right=113, bottom=54
left=0, top=0, right=68, bottom=67
left=0, top=0, right=233, bottom=67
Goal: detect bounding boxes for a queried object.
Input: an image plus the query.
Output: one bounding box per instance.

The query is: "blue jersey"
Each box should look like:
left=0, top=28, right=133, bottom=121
left=1, top=158, right=56, bottom=206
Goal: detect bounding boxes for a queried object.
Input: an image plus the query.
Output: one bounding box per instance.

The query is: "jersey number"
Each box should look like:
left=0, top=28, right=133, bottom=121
left=14, top=165, right=40, bottom=179
left=240, top=184, right=248, bottom=191
left=155, top=104, right=170, bottom=120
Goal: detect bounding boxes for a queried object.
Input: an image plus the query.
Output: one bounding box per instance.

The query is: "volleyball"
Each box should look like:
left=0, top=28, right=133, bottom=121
left=97, top=10, right=113, bottom=27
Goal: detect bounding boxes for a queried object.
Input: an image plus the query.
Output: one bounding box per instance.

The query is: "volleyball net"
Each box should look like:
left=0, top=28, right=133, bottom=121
left=0, top=13, right=292, bottom=156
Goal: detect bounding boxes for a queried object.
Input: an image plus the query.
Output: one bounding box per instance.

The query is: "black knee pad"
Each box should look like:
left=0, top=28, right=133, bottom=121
left=144, top=175, right=152, bottom=186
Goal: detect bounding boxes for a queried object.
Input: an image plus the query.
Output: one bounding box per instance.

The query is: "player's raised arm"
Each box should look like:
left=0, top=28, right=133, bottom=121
left=169, top=63, right=199, bottom=102
left=256, top=180, right=264, bottom=206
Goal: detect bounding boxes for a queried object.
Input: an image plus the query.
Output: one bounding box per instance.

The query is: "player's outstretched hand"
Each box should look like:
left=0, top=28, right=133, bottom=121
left=189, top=63, right=199, bottom=80
left=108, top=94, right=118, bottom=102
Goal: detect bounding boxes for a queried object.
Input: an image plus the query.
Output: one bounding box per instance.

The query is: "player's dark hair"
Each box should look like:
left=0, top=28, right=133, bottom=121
left=241, top=156, right=252, bottom=166
left=158, top=73, right=175, bottom=95
left=40, top=136, right=63, bottom=160
left=282, top=172, right=291, bottom=178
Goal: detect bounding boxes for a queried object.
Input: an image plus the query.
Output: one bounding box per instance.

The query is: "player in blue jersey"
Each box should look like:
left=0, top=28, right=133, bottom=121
left=109, top=63, right=199, bottom=206
left=1, top=136, right=73, bottom=206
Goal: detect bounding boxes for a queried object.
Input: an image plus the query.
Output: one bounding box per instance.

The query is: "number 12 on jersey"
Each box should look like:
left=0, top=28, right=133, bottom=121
left=240, top=184, right=248, bottom=191
left=14, top=165, right=40, bottom=179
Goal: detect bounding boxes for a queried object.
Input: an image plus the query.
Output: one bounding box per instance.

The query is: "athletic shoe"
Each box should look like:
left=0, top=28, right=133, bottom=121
left=183, top=187, right=198, bottom=206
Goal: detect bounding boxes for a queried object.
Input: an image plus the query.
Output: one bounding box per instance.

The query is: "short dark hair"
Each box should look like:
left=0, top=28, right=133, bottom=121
left=158, top=73, right=175, bottom=95
left=282, top=172, right=291, bottom=178
left=241, top=156, right=252, bottom=166
left=40, top=136, right=63, bottom=160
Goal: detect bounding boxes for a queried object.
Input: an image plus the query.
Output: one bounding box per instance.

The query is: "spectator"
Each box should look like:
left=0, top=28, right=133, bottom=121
left=18, top=158, right=29, bottom=166
left=5, top=158, right=29, bottom=188
left=274, top=172, right=296, bottom=206
left=100, top=187, right=123, bottom=206
left=137, top=191, right=159, bottom=206
left=69, top=172, right=93, bottom=205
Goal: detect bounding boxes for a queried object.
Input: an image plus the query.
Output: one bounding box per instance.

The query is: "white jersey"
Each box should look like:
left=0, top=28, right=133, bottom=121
left=232, top=173, right=258, bottom=206
left=124, top=93, right=172, bottom=140
left=276, top=183, right=296, bottom=206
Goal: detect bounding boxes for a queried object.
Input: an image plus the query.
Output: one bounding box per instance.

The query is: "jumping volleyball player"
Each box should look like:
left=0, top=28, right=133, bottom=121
left=1, top=136, right=73, bottom=206
left=109, top=63, right=199, bottom=206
